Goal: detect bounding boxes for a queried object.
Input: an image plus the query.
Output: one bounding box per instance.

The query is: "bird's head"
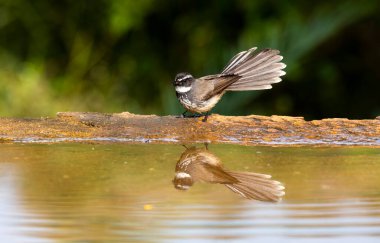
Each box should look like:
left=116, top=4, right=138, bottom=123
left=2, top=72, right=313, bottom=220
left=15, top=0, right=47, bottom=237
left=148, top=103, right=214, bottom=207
left=173, top=73, right=194, bottom=92
left=172, top=172, right=194, bottom=190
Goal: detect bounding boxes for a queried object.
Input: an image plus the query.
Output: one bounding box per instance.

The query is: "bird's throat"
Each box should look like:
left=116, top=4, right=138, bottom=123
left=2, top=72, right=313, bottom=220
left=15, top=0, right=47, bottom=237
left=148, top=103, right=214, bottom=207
left=175, top=85, right=192, bottom=93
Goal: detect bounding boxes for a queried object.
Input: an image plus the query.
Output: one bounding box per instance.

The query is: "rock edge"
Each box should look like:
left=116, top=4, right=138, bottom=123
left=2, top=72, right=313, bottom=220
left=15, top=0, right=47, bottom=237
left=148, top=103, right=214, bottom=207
left=0, top=112, right=379, bottom=146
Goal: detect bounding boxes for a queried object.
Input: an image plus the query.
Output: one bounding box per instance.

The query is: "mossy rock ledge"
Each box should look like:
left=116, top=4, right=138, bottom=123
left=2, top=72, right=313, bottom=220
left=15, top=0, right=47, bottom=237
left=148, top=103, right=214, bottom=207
left=0, top=112, right=379, bottom=146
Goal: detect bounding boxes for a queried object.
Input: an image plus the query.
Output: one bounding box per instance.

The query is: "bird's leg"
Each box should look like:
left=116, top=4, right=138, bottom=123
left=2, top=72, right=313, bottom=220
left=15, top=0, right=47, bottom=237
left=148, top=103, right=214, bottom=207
left=202, top=111, right=210, bottom=122
left=192, top=113, right=203, bottom=118
left=186, top=112, right=202, bottom=118
left=204, top=142, right=209, bottom=150
left=177, top=110, right=205, bottom=119
left=176, top=110, right=188, bottom=118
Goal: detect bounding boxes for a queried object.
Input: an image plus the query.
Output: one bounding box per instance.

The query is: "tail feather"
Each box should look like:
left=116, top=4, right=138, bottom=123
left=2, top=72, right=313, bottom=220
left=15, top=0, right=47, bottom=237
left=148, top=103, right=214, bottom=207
left=223, top=48, right=273, bottom=74
left=239, top=70, right=285, bottom=82
left=225, top=84, right=273, bottom=91
left=234, top=52, right=282, bottom=75
left=241, top=63, right=286, bottom=78
left=223, top=47, right=258, bottom=73
left=228, top=171, right=284, bottom=191
left=222, top=48, right=286, bottom=91
left=225, top=184, right=274, bottom=201
left=240, top=76, right=282, bottom=86
left=224, top=171, right=285, bottom=202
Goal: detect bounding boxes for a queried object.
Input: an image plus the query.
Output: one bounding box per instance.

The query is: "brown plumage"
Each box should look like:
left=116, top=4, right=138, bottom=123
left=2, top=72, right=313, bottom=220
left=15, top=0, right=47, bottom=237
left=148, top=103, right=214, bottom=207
left=173, top=146, right=285, bottom=202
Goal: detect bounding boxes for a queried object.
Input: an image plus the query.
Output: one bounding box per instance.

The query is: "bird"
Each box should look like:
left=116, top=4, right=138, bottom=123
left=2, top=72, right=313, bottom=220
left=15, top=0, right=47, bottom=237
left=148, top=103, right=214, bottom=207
left=173, top=47, right=286, bottom=122
left=172, top=146, right=285, bottom=202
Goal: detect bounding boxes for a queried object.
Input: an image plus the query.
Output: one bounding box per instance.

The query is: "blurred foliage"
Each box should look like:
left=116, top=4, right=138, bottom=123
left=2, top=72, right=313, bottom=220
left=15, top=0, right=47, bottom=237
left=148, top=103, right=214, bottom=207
left=0, top=0, right=379, bottom=119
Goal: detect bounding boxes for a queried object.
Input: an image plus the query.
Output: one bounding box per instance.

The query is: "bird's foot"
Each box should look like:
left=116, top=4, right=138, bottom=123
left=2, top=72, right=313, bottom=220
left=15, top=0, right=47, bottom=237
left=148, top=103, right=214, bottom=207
left=191, top=113, right=203, bottom=118
left=177, top=111, right=203, bottom=118
left=204, top=142, right=209, bottom=150
left=201, top=112, right=210, bottom=122
left=176, top=111, right=210, bottom=121
left=176, top=110, right=188, bottom=118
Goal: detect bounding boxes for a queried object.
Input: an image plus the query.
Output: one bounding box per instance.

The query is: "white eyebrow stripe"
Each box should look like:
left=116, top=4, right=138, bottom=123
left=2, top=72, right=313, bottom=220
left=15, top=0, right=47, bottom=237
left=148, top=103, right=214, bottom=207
left=175, top=86, right=192, bottom=93
left=175, top=172, right=191, bottom=178
left=178, top=75, right=193, bottom=81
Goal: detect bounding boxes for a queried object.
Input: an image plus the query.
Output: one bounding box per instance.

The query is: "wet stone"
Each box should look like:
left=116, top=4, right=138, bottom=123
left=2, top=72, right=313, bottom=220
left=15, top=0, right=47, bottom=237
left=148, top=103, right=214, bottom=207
left=0, top=112, right=378, bottom=146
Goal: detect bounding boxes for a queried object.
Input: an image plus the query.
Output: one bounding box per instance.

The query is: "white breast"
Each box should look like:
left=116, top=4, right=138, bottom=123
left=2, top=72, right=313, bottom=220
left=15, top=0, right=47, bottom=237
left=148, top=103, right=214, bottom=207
left=179, top=93, right=223, bottom=113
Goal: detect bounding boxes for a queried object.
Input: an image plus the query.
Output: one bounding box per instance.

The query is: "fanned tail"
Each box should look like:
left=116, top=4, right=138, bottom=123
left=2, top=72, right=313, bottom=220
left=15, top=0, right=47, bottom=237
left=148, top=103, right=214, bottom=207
left=222, top=47, right=286, bottom=91
left=224, top=171, right=285, bottom=202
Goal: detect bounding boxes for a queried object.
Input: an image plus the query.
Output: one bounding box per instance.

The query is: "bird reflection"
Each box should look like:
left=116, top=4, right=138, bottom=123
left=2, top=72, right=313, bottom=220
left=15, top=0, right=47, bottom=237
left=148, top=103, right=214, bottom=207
left=173, top=146, right=285, bottom=202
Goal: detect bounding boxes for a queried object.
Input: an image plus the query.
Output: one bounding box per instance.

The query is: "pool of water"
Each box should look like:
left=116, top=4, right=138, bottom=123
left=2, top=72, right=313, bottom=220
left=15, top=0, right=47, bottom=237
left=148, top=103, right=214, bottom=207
left=0, top=143, right=379, bottom=242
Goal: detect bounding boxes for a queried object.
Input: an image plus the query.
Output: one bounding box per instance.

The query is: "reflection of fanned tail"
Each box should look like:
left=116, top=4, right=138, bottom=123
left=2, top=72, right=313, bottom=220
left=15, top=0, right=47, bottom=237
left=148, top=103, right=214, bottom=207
left=224, top=171, right=285, bottom=202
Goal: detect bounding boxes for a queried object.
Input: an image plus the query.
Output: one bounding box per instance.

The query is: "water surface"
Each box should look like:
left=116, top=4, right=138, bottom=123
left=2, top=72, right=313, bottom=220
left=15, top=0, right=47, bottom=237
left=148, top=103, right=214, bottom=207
left=0, top=144, right=379, bottom=242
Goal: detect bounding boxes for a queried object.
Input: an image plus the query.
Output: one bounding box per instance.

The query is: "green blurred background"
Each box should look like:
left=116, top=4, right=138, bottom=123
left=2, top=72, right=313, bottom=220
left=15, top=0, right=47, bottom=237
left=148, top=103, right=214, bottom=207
left=0, top=0, right=379, bottom=119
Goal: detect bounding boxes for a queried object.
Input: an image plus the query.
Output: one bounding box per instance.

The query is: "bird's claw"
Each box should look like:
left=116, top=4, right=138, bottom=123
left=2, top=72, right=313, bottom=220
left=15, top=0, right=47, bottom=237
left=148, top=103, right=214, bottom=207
left=177, top=111, right=210, bottom=121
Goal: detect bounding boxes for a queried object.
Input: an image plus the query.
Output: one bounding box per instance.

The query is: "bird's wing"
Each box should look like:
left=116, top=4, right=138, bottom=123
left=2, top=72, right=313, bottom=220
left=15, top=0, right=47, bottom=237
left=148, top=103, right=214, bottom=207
left=198, top=163, right=239, bottom=184
left=194, top=74, right=240, bottom=101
